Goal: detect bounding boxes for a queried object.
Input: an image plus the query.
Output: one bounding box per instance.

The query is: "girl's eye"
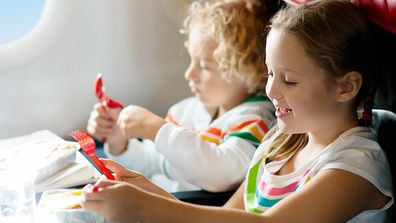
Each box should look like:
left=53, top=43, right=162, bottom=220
left=284, top=79, right=297, bottom=86
left=266, top=72, right=273, bottom=78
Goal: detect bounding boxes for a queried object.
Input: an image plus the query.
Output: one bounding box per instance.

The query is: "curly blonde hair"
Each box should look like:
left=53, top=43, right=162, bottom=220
left=182, top=1, right=271, bottom=94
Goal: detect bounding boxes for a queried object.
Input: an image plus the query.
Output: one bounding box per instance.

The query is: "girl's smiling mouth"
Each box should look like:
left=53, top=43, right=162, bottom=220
left=275, top=107, right=293, bottom=117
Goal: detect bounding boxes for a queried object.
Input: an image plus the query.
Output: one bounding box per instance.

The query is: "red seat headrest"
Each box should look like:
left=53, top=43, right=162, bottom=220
left=352, top=0, right=396, bottom=35
left=282, top=0, right=396, bottom=35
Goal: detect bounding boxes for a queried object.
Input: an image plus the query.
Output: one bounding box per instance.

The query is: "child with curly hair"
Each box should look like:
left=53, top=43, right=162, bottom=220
left=86, top=0, right=278, bottom=192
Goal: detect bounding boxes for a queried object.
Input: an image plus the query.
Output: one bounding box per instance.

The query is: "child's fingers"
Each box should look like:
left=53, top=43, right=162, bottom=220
left=99, top=159, right=123, bottom=173
left=95, top=102, right=119, bottom=121
left=81, top=200, right=105, bottom=213
left=100, top=158, right=143, bottom=181
left=95, top=179, right=118, bottom=188
left=82, top=180, right=117, bottom=201
left=99, top=159, right=128, bottom=177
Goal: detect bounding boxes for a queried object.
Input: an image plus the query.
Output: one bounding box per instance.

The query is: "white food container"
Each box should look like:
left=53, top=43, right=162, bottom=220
left=0, top=140, right=79, bottom=183
left=36, top=189, right=107, bottom=223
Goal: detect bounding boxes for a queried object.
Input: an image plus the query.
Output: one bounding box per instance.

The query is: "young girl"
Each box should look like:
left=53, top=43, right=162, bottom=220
left=82, top=1, right=393, bottom=222
left=86, top=0, right=278, bottom=192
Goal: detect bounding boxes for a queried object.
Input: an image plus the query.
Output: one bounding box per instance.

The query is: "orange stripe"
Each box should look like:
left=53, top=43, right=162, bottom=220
left=206, top=127, right=223, bottom=137
left=230, top=119, right=269, bottom=133
left=230, top=120, right=257, bottom=132
left=250, top=125, right=263, bottom=141
left=256, top=120, right=268, bottom=133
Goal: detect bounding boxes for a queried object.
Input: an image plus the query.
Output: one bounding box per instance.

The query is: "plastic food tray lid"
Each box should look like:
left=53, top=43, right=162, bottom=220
left=0, top=140, right=80, bottom=183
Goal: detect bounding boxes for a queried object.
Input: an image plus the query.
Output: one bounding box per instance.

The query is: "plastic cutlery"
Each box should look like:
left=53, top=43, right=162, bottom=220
left=94, top=73, right=124, bottom=109
left=68, top=130, right=115, bottom=180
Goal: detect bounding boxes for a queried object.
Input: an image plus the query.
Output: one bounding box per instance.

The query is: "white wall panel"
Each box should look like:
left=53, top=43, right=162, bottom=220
left=0, top=0, right=190, bottom=139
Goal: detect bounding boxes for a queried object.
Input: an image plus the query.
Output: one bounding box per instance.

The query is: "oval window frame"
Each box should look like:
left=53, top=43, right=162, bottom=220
left=0, top=0, right=73, bottom=70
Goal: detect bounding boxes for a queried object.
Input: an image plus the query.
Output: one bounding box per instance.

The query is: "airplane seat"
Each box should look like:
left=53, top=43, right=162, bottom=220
left=359, top=1, right=396, bottom=221
left=358, top=0, right=396, bottom=114
left=371, top=110, right=396, bottom=223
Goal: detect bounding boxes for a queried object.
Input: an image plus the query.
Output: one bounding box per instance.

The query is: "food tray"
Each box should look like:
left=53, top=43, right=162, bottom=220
left=37, top=189, right=107, bottom=223
left=0, top=140, right=79, bottom=183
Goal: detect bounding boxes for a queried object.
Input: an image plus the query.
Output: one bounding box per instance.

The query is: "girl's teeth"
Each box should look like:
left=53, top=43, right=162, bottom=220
left=280, top=108, right=292, bottom=113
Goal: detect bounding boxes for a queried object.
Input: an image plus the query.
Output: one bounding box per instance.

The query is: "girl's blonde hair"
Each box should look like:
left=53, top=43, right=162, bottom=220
left=182, top=0, right=272, bottom=94
left=261, top=0, right=376, bottom=162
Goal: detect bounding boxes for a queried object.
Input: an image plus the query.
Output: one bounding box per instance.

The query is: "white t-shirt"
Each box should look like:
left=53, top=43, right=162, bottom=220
left=245, top=126, right=393, bottom=222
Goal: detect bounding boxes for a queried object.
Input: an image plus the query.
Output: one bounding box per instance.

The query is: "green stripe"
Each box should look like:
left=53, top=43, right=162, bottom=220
left=245, top=96, right=270, bottom=103
left=246, top=161, right=263, bottom=214
left=250, top=207, right=264, bottom=214
left=227, top=132, right=260, bottom=144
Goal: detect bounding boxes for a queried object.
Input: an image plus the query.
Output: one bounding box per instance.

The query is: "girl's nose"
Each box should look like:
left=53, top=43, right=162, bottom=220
left=265, top=76, right=282, bottom=100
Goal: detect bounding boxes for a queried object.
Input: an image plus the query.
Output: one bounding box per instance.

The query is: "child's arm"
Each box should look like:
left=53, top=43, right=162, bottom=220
left=223, top=180, right=245, bottom=209
left=82, top=169, right=388, bottom=223
left=154, top=119, right=263, bottom=192
left=260, top=169, right=389, bottom=223
left=114, top=99, right=272, bottom=192
left=99, top=159, right=176, bottom=199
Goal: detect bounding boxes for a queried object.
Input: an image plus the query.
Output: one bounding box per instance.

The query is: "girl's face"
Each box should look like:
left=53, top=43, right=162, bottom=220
left=265, top=29, right=342, bottom=134
left=185, top=25, right=250, bottom=114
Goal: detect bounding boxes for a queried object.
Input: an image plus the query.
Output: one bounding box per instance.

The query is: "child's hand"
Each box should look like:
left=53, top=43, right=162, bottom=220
left=117, top=105, right=167, bottom=141
left=82, top=180, right=150, bottom=223
left=100, top=159, right=174, bottom=198
left=87, top=103, right=128, bottom=155
left=87, top=103, right=123, bottom=143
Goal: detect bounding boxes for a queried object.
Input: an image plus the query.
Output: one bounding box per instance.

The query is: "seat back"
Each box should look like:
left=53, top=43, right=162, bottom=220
left=371, top=109, right=396, bottom=222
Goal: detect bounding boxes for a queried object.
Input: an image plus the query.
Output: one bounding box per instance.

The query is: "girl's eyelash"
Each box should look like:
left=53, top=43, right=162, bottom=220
left=265, top=72, right=297, bottom=85
left=284, top=80, right=297, bottom=86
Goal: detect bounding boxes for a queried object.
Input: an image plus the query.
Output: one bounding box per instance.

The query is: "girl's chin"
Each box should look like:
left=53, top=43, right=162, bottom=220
left=277, top=121, right=302, bottom=135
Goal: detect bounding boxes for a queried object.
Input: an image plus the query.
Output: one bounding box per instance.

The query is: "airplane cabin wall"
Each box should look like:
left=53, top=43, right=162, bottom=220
left=0, top=0, right=191, bottom=139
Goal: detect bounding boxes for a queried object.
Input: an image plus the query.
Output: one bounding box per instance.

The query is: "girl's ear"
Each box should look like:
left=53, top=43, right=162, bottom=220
left=336, top=71, right=362, bottom=103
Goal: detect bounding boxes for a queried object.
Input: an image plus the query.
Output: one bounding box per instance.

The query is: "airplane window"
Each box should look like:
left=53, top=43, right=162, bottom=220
left=0, top=1, right=72, bottom=70
left=0, top=0, right=46, bottom=44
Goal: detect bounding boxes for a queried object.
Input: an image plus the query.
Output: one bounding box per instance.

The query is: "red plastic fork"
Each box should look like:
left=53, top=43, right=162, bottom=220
left=68, top=130, right=115, bottom=180
left=94, top=73, right=124, bottom=109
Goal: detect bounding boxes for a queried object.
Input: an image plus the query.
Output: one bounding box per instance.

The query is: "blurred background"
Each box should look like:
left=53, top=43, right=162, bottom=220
left=0, top=0, right=191, bottom=139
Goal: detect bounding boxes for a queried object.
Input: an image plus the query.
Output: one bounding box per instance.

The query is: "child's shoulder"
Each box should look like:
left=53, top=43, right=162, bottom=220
left=312, top=127, right=385, bottom=172
left=331, top=126, right=380, bottom=153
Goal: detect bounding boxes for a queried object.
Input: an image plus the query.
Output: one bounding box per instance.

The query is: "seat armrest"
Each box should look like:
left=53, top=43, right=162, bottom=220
left=172, top=190, right=235, bottom=206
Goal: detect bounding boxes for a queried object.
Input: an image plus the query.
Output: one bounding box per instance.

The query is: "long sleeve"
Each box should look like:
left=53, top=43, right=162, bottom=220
left=155, top=122, right=256, bottom=192
left=152, top=97, right=274, bottom=192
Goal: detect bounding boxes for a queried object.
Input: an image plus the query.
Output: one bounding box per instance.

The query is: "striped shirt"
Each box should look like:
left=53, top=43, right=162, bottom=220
left=244, top=127, right=393, bottom=222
